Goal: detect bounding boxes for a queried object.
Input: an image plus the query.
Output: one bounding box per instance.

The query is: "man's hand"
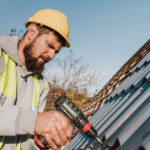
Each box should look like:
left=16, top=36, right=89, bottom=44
left=34, top=111, right=73, bottom=150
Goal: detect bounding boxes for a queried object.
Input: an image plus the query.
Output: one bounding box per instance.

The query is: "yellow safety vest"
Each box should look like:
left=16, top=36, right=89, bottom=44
left=0, top=50, right=48, bottom=150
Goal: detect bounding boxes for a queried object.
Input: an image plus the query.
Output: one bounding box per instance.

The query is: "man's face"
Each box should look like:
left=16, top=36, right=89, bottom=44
left=23, top=32, right=62, bottom=74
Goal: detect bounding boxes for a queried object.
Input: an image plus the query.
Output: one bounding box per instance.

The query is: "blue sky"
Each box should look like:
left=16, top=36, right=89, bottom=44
left=1, top=0, right=150, bottom=94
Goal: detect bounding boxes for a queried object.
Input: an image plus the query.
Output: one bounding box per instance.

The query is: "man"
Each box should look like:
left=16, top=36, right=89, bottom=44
left=0, top=9, right=72, bottom=150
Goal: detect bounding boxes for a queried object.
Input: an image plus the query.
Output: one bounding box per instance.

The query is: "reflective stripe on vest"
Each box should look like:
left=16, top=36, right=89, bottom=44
left=43, top=79, right=48, bottom=92
left=0, top=51, right=48, bottom=150
left=0, top=137, right=5, bottom=148
left=31, top=75, right=40, bottom=111
left=0, top=51, right=17, bottom=99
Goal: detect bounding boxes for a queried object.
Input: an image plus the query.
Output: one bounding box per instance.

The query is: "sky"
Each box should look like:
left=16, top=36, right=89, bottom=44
left=1, top=0, right=150, bottom=95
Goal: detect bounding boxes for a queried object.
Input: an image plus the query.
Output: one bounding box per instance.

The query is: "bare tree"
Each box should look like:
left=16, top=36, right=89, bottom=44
left=9, top=28, right=23, bottom=38
left=44, top=50, right=103, bottom=111
left=44, top=50, right=102, bottom=95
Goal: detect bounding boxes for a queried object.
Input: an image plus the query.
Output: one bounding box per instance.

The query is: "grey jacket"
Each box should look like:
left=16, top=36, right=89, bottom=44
left=0, top=36, right=49, bottom=150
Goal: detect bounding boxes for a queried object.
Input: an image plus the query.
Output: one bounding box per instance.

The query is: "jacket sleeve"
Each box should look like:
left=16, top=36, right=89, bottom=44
left=16, top=77, right=49, bottom=136
left=0, top=79, right=49, bottom=150
left=21, top=83, right=49, bottom=150
left=0, top=105, right=37, bottom=136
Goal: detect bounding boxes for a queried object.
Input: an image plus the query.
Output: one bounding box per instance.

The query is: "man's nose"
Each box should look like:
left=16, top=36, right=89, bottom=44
left=49, top=50, right=55, bottom=59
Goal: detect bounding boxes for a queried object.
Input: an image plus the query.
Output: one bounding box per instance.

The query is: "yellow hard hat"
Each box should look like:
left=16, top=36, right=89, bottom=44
left=25, top=9, right=70, bottom=48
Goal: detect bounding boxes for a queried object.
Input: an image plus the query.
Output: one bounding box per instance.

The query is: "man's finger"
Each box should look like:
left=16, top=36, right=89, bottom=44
left=51, top=127, right=62, bottom=147
left=61, top=122, right=73, bottom=140
left=45, top=133, right=58, bottom=150
left=56, top=122, right=67, bottom=145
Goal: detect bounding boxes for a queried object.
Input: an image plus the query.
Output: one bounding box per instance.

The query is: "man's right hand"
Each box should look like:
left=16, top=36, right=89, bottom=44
left=34, top=110, right=73, bottom=150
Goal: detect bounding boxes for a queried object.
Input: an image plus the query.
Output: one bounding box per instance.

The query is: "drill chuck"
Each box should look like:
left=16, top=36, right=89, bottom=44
left=77, top=117, right=99, bottom=140
left=85, top=126, right=98, bottom=139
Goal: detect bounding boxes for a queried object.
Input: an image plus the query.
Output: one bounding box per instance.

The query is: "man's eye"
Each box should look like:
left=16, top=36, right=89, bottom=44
left=48, top=43, right=52, bottom=48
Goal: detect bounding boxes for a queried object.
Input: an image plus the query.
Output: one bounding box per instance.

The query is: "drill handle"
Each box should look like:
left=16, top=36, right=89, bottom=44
left=34, top=135, right=47, bottom=148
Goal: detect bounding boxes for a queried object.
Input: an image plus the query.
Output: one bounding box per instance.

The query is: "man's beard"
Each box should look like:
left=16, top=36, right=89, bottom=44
left=23, top=40, right=50, bottom=74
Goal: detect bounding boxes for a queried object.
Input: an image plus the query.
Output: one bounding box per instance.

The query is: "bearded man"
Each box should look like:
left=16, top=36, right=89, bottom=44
left=0, top=9, right=72, bottom=150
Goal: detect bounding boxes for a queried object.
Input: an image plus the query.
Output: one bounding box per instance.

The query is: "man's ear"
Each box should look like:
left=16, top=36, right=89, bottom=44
left=27, top=24, right=38, bottom=42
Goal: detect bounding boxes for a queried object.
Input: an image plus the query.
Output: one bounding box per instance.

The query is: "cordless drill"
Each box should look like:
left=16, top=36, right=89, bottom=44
left=34, top=95, right=102, bottom=148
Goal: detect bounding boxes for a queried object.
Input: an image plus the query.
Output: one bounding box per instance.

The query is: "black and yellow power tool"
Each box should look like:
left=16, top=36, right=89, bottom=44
left=34, top=95, right=102, bottom=148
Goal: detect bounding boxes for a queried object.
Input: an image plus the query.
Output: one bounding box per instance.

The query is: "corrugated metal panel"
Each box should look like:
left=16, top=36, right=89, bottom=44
left=107, top=53, right=150, bottom=100
left=131, top=52, right=150, bottom=73
left=138, top=136, right=150, bottom=150
left=64, top=52, right=150, bottom=150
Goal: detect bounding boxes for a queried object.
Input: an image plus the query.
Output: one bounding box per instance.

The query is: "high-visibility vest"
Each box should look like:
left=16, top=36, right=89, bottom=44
left=0, top=50, right=48, bottom=150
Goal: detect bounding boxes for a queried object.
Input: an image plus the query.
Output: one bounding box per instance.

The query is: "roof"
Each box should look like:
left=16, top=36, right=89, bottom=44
left=64, top=40, right=150, bottom=150
left=82, top=39, right=150, bottom=117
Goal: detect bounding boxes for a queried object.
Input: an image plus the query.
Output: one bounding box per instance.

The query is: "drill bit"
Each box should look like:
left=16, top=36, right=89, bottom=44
left=96, top=137, right=103, bottom=144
